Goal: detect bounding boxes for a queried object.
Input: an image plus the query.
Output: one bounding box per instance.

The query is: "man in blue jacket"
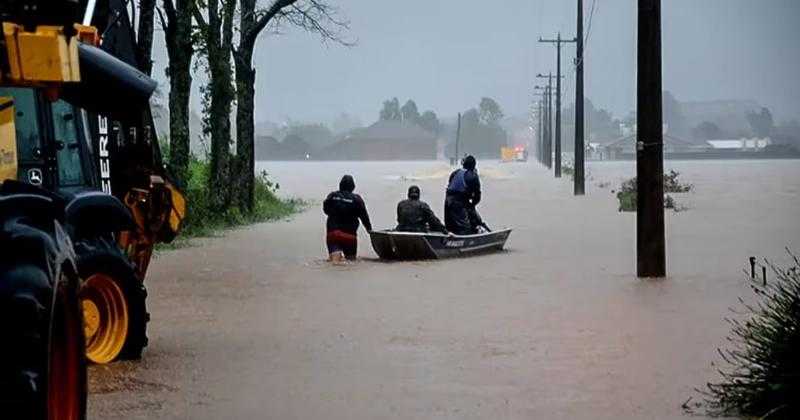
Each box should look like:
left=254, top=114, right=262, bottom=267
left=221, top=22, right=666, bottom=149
left=444, top=155, right=487, bottom=235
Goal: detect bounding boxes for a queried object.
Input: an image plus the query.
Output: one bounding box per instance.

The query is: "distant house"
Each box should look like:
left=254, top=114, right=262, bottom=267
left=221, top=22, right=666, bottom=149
left=706, top=138, right=771, bottom=151
left=590, top=134, right=798, bottom=160
left=600, top=134, right=701, bottom=160
left=255, top=135, right=312, bottom=160
left=322, top=120, right=437, bottom=160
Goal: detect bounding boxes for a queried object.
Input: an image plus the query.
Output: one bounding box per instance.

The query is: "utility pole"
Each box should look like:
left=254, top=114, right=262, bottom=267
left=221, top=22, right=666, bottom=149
left=533, top=94, right=546, bottom=165
left=536, top=74, right=554, bottom=168
left=534, top=84, right=548, bottom=167
left=547, top=81, right=552, bottom=169
left=637, top=0, right=666, bottom=277
left=574, top=0, right=585, bottom=195
left=555, top=34, right=563, bottom=177
left=537, top=100, right=544, bottom=164
left=455, top=112, right=462, bottom=166
left=540, top=34, right=576, bottom=178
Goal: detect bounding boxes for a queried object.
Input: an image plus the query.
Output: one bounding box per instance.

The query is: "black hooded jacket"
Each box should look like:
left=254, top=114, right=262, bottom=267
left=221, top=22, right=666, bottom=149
left=396, top=198, right=447, bottom=233
left=323, top=176, right=372, bottom=234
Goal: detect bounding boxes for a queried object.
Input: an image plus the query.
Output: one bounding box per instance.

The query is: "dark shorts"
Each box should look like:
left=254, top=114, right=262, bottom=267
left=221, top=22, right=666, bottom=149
left=326, top=230, right=358, bottom=259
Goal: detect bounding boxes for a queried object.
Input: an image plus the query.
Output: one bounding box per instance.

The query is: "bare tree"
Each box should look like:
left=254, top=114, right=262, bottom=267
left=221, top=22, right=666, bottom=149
left=233, top=0, right=351, bottom=210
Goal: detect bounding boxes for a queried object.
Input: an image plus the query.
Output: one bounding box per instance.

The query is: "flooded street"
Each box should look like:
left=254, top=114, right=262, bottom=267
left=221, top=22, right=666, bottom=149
left=88, top=159, right=800, bottom=419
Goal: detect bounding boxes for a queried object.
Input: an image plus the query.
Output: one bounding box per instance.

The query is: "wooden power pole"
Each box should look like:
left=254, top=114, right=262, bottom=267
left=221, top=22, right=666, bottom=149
left=636, top=0, right=666, bottom=277
left=537, top=99, right=543, bottom=164
left=455, top=112, right=462, bottom=165
left=533, top=92, right=547, bottom=166
left=574, top=0, right=586, bottom=195
left=540, top=34, right=575, bottom=178
left=536, top=74, right=555, bottom=169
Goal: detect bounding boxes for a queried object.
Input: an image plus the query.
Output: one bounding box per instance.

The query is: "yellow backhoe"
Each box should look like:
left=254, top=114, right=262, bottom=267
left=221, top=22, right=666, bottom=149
left=1, top=1, right=185, bottom=418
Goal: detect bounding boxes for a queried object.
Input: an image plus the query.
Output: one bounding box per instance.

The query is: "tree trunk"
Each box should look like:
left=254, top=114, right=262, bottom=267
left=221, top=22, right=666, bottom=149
left=234, top=53, right=256, bottom=211
left=207, top=54, right=233, bottom=210
left=234, top=0, right=258, bottom=211
left=204, top=0, right=236, bottom=210
left=136, top=0, right=157, bottom=76
left=163, top=0, right=194, bottom=187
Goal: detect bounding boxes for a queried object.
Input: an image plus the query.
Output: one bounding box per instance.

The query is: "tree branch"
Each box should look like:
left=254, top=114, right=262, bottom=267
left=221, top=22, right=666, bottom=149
left=192, top=2, right=209, bottom=33
left=281, top=0, right=353, bottom=46
left=245, top=0, right=297, bottom=47
left=158, top=0, right=175, bottom=33
left=221, top=0, right=236, bottom=50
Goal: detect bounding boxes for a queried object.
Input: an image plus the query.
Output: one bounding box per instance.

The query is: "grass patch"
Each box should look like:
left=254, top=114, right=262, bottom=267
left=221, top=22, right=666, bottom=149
left=686, top=252, right=800, bottom=418
left=159, top=158, right=304, bottom=249
left=560, top=163, right=592, bottom=183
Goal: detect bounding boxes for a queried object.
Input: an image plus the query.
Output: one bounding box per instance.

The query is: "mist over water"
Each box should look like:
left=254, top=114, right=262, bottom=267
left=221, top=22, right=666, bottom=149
left=150, top=0, right=800, bottom=126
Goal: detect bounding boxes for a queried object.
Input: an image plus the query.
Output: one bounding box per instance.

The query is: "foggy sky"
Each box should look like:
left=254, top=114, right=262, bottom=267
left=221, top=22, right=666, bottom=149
left=152, top=0, right=800, bottom=126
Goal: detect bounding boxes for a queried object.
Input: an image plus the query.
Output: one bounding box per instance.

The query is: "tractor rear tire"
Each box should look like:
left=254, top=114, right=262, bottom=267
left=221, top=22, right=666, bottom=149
left=76, top=238, right=148, bottom=363
left=0, top=264, right=87, bottom=420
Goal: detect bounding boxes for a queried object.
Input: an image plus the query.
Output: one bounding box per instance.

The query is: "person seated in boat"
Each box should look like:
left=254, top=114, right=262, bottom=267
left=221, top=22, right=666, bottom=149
left=396, top=185, right=448, bottom=234
left=323, top=175, right=372, bottom=262
left=444, top=155, right=484, bottom=235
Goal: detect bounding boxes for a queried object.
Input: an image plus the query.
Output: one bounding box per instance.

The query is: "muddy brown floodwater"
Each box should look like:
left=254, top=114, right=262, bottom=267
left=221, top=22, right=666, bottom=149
left=88, top=160, right=800, bottom=419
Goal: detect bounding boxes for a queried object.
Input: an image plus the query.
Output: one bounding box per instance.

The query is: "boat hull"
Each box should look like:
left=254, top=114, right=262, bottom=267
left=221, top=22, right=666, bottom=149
left=369, top=229, right=511, bottom=260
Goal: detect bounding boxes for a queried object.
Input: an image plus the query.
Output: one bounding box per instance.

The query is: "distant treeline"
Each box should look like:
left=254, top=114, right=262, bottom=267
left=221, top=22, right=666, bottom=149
left=255, top=97, right=512, bottom=160
left=558, top=91, right=800, bottom=153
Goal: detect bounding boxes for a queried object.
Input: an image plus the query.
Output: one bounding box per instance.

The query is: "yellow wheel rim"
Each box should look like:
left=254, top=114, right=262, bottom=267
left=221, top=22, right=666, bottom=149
left=82, top=300, right=100, bottom=338
left=81, top=274, right=128, bottom=364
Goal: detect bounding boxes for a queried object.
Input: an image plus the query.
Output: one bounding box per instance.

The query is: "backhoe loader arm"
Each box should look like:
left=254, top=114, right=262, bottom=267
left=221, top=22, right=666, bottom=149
left=1, top=0, right=186, bottom=278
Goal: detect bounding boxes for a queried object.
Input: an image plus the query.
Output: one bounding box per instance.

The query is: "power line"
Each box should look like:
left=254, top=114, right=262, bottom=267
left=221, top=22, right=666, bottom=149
left=572, top=0, right=598, bottom=70
left=584, top=0, right=598, bottom=47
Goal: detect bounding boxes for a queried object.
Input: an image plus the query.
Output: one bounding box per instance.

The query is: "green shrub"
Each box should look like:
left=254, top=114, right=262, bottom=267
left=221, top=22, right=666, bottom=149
left=688, top=253, right=800, bottom=418
left=560, top=163, right=591, bottom=183
left=177, top=158, right=303, bottom=239
left=615, top=170, right=691, bottom=212
left=664, top=169, right=693, bottom=193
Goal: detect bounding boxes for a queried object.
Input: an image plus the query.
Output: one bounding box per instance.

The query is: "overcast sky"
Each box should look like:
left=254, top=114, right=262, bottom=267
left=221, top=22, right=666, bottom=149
left=152, top=0, right=800, bottom=126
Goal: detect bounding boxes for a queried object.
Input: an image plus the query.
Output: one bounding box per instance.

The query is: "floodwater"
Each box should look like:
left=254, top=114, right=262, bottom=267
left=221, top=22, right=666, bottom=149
left=88, top=159, right=800, bottom=419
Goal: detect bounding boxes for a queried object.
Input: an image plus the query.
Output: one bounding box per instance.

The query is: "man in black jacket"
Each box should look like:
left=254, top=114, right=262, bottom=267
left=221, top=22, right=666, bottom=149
left=396, top=185, right=448, bottom=234
left=444, top=155, right=484, bottom=235
left=323, top=175, right=372, bottom=261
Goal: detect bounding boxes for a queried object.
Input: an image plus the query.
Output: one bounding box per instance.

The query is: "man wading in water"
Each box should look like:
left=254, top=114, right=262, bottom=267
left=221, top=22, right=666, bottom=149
left=323, top=175, right=372, bottom=262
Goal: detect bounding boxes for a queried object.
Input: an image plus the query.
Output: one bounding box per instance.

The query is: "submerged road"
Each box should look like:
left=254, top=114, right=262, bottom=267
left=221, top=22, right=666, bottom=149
left=88, top=160, right=800, bottom=419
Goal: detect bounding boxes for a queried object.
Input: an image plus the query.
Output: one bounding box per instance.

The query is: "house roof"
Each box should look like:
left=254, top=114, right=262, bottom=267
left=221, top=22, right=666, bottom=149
left=604, top=133, right=694, bottom=149
left=341, top=120, right=436, bottom=143
left=707, top=138, right=770, bottom=149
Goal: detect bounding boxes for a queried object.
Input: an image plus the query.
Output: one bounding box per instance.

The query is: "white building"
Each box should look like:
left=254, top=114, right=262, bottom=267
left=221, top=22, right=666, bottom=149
left=706, top=138, right=771, bottom=151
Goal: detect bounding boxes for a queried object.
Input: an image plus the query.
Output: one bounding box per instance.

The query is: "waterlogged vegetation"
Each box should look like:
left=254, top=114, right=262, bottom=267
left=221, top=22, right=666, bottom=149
left=160, top=144, right=303, bottom=248
left=178, top=159, right=304, bottom=239
left=686, top=253, right=800, bottom=418
left=560, top=163, right=592, bottom=183
left=615, top=170, right=693, bottom=212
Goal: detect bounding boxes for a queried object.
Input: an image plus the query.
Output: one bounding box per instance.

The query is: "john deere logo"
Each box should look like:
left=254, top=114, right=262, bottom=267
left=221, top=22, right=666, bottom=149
left=28, top=168, right=42, bottom=185
left=98, top=116, right=111, bottom=194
